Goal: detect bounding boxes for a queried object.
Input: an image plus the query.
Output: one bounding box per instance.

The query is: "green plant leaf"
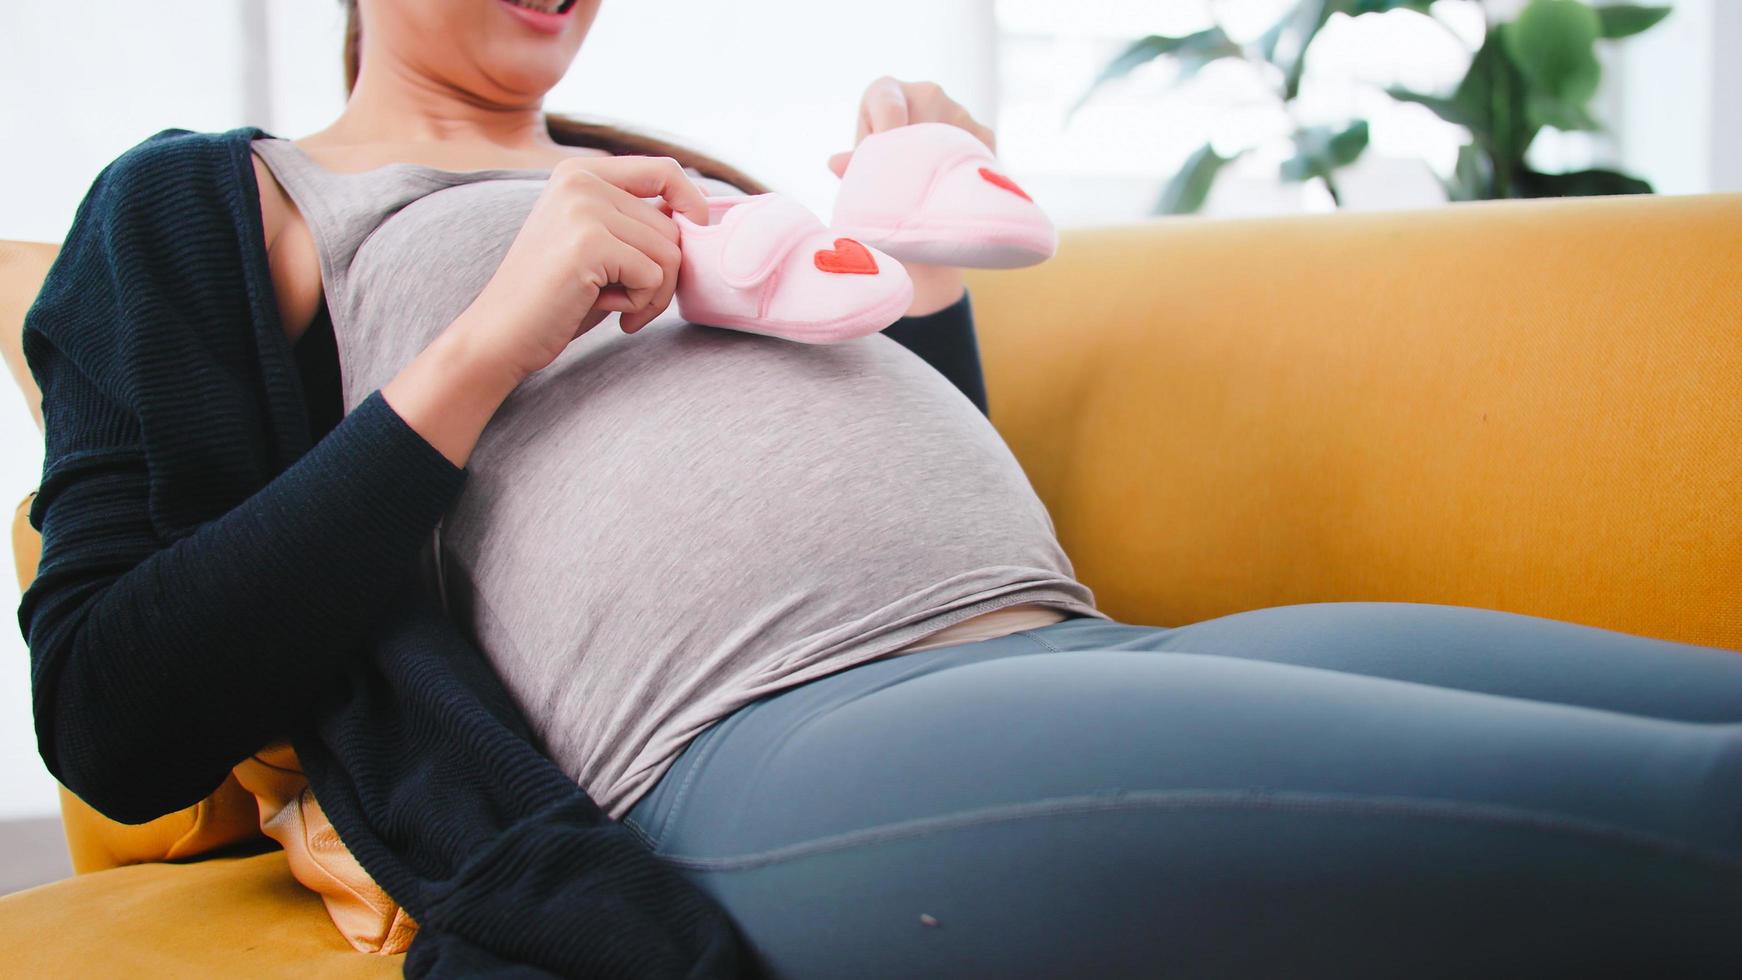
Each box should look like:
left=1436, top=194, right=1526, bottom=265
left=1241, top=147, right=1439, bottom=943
left=1069, top=35, right=1172, bottom=118
left=1513, top=167, right=1653, bottom=197
left=1068, top=29, right=1241, bottom=119
left=1285, top=2, right=1336, bottom=99
left=1387, top=86, right=1476, bottom=127
left=1526, top=93, right=1600, bottom=131
left=1259, top=0, right=1434, bottom=64
left=1264, top=0, right=1439, bottom=98
left=1446, top=144, right=1497, bottom=200
left=1155, top=144, right=1239, bottom=215
left=1343, top=0, right=1437, bottom=13
left=1255, top=0, right=1334, bottom=100
left=1280, top=120, right=1370, bottom=182
left=1454, top=25, right=1538, bottom=196
left=1594, top=4, right=1671, bottom=38
left=1257, top=3, right=1297, bottom=62
left=1504, top=0, right=1603, bottom=104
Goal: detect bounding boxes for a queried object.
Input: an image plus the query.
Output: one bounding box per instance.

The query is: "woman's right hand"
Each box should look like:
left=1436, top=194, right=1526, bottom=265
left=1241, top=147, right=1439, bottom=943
left=382, top=156, right=710, bottom=469
left=459, top=154, right=712, bottom=381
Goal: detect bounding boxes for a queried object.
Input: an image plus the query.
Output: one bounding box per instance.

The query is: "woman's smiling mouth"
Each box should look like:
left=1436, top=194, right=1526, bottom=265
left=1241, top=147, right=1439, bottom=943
left=496, top=0, right=578, bottom=35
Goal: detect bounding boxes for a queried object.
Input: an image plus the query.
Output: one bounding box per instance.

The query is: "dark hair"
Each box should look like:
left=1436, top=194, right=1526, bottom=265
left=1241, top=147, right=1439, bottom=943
left=341, top=0, right=770, bottom=194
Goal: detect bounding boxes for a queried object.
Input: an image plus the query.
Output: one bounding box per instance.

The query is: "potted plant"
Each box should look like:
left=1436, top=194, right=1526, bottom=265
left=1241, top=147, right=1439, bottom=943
left=1070, top=0, right=1671, bottom=213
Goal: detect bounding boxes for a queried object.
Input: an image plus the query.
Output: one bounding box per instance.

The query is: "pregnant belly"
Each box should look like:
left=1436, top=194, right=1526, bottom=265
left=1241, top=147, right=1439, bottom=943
left=442, top=322, right=1085, bottom=662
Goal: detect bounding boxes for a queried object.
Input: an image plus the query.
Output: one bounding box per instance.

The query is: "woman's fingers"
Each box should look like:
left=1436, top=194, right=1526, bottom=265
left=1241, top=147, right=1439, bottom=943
left=605, top=188, right=684, bottom=246
left=572, top=305, right=615, bottom=340
left=600, top=208, right=684, bottom=333
left=588, top=216, right=666, bottom=318
left=831, top=76, right=997, bottom=177
left=570, top=154, right=711, bottom=227
left=855, top=75, right=911, bottom=144
left=545, top=154, right=712, bottom=335
left=589, top=284, right=639, bottom=313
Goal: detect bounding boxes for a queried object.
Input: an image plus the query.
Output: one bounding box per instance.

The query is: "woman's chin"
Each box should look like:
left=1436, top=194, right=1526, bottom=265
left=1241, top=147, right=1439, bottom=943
left=473, top=8, right=588, bottom=92
left=473, top=56, right=573, bottom=104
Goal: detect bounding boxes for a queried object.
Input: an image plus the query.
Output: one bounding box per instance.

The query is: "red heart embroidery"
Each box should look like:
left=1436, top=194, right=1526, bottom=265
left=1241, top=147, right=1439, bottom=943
left=978, top=166, right=1032, bottom=202
left=814, top=237, right=879, bottom=275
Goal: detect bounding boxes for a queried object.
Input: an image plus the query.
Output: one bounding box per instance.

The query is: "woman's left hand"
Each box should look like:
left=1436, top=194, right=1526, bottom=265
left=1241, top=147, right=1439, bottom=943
left=829, top=76, right=994, bottom=316
left=826, top=76, right=996, bottom=178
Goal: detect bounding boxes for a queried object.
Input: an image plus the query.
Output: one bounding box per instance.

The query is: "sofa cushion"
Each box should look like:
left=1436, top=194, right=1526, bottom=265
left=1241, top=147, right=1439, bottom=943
left=232, top=742, right=419, bottom=954
left=0, top=849, right=401, bottom=977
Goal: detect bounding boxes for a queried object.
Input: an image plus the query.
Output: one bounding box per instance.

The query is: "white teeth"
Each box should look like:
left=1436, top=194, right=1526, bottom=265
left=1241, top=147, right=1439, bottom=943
left=507, top=0, right=569, bottom=12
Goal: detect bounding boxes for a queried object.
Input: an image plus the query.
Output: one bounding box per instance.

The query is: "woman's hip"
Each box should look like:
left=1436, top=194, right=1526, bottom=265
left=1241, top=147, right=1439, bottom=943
left=618, top=603, right=1742, bottom=977
left=626, top=611, right=1742, bottom=857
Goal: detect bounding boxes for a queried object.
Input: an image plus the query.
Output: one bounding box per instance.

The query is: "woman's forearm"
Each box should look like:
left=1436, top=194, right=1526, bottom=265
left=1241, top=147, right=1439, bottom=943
left=905, top=262, right=968, bottom=317
left=24, top=382, right=470, bottom=823
left=389, top=265, right=974, bottom=463
left=381, top=313, right=526, bottom=469
left=882, top=286, right=988, bottom=416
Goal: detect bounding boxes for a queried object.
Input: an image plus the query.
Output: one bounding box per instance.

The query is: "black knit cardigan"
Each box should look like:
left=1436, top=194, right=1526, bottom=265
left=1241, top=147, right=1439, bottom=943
left=15, top=126, right=990, bottom=978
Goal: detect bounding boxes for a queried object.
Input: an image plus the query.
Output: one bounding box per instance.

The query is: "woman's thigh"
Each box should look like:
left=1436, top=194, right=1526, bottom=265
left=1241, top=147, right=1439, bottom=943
left=1039, top=602, right=1742, bottom=723
left=624, top=613, right=1742, bottom=979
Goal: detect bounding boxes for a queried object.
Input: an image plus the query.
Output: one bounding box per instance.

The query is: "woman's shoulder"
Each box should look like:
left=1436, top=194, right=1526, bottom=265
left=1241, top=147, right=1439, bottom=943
left=59, top=126, right=273, bottom=277
left=94, top=127, right=262, bottom=190
left=73, top=127, right=269, bottom=237
left=35, top=127, right=272, bottom=348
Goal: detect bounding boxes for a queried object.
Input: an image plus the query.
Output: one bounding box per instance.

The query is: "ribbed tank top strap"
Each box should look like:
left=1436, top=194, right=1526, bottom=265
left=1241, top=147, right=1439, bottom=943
left=249, top=137, right=448, bottom=314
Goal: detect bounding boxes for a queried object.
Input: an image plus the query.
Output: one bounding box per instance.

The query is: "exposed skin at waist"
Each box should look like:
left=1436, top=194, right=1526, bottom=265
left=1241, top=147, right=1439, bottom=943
left=891, top=602, right=1073, bottom=654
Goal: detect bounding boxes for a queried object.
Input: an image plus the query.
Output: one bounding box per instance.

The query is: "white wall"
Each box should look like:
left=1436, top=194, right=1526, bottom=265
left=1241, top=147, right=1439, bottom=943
left=1615, top=0, right=1742, bottom=195
left=0, top=0, right=996, bottom=820
left=0, top=2, right=251, bottom=243
left=1716, top=1, right=1742, bottom=193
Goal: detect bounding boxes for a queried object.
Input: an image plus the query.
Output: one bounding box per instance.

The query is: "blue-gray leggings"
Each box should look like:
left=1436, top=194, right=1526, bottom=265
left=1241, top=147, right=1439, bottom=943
left=621, top=603, right=1742, bottom=978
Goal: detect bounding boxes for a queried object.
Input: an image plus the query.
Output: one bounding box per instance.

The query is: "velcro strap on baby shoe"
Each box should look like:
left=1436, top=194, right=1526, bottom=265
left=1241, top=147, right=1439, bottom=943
left=717, top=194, right=824, bottom=290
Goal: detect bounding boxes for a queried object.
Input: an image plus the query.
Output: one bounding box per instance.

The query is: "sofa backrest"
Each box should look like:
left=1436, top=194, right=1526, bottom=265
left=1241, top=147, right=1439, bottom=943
left=960, top=192, right=1742, bottom=652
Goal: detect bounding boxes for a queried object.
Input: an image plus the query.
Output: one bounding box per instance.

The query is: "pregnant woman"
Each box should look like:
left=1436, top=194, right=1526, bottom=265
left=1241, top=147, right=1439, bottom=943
left=20, top=0, right=1742, bottom=977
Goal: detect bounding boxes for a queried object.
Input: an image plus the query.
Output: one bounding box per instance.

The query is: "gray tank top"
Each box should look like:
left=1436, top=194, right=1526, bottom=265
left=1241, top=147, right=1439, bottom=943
left=252, top=137, right=1107, bottom=820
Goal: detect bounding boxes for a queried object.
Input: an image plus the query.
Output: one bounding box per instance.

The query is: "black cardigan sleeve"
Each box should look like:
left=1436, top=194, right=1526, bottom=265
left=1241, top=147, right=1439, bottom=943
left=17, top=136, right=471, bottom=824
left=880, top=286, right=989, bottom=417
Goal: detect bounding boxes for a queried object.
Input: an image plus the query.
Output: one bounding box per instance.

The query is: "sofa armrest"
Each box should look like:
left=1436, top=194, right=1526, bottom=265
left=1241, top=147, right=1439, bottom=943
left=0, top=240, right=55, bottom=432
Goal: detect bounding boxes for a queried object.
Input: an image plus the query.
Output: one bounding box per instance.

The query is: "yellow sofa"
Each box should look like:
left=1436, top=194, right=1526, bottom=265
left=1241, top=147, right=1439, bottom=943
left=2, top=193, right=1739, bottom=973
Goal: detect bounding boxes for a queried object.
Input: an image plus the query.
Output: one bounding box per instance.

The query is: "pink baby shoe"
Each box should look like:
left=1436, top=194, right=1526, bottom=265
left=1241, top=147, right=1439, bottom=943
left=830, top=121, right=1057, bottom=269
left=673, top=193, right=914, bottom=344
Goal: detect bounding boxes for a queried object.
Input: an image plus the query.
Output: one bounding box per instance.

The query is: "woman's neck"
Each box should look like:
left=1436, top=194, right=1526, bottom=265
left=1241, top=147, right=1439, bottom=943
left=311, top=59, right=558, bottom=154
